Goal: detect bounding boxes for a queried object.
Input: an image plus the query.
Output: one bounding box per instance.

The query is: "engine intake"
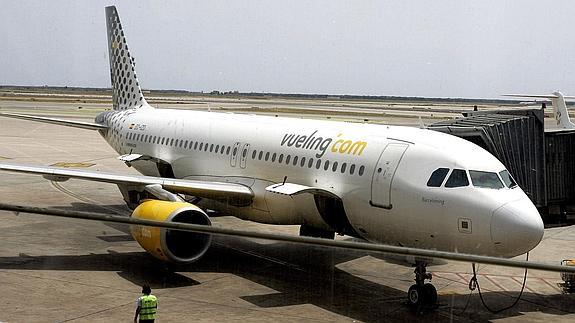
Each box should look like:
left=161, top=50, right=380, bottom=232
left=130, top=200, right=212, bottom=263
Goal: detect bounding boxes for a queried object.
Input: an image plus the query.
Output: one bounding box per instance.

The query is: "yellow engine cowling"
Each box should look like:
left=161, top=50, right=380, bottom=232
left=131, top=200, right=212, bottom=263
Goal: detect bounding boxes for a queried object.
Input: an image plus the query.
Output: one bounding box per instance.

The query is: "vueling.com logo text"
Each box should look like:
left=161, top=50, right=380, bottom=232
left=280, top=130, right=367, bottom=158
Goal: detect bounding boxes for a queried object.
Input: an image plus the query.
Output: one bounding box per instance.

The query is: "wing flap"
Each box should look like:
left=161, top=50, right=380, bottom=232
left=0, top=163, right=253, bottom=204
left=266, top=182, right=340, bottom=199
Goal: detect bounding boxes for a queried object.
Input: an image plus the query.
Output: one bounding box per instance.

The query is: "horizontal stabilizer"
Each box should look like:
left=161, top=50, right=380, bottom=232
left=0, top=113, right=107, bottom=130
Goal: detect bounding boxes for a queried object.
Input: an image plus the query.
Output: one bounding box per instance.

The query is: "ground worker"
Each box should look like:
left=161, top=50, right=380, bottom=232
left=134, top=284, right=158, bottom=323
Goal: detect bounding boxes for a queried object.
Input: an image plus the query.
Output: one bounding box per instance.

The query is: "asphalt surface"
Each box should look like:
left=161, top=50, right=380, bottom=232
left=1, top=95, right=574, bottom=322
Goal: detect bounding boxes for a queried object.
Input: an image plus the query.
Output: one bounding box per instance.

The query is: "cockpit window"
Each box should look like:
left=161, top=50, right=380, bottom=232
left=427, top=168, right=449, bottom=187
left=499, top=170, right=517, bottom=188
left=469, top=170, right=504, bottom=189
left=444, top=169, right=469, bottom=188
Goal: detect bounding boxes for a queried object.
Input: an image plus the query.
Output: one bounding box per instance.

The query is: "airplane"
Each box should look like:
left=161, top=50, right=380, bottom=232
left=0, top=6, right=544, bottom=308
left=503, top=91, right=575, bottom=129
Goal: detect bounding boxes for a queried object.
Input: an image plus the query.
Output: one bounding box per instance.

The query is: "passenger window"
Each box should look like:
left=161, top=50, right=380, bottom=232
left=278, top=154, right=284, bottom=163
left=470, top=170, right=504, bottom=189
left=265, top=152, right=270, bottom=161
left=286, top=155, right=291, bottom=164
left=175, top=139, right=179, bottom=147
left=252, top=150, right=257, bottom=159
left=316, top=159, right=322, bottom=169
left=350, top=164, right=355, bottom=175
left=300, top=157, right=306, bottom=167
left=308, top=158, right=314, bottom=168
left=204, top=143, right=209, bottom=151
left=293, top=156, right=299, bottom=166
left=445, top=169, right=469, bottom=188
left=324, top=160, right=330, bottom=171
left=499, top=170, right=517, bottom=188
left=427, top=168, right=449, bottom=187
left=170, top=138, right=174, bottom=146
left=358, top=165, right=365, bottom=176
left=226, top=146, right=231, bottom=155
left=341, top=163, right=347, bottom=173
left=194, top=142, right=198, bottom=150
left=272, top=153, right=277, bottom=162
left=215, top=144, right=219, bottom=152
left=332, top=161, right=338, bottom=172
left=258, top=151, right=263, bottom=160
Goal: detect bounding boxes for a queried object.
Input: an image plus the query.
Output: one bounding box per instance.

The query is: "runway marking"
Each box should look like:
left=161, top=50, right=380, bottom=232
left=50, top=181, right=127, bottom=215
left=216, top=242, right=306, bottom=273
left=50, top=162, right=95, bottom=168
left=511, top=276, right=535, bottom=293
left=483, top=274, right=508, bottom=292
left=436, top=271, right=565, bottom=295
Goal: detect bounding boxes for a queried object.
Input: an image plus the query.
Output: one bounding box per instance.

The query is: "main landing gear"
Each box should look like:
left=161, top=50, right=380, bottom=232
left=407, top=261, right=437, bottom=308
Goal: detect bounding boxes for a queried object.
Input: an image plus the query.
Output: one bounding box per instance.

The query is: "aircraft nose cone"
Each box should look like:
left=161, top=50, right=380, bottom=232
left=491, top=199, right=544, bottom=257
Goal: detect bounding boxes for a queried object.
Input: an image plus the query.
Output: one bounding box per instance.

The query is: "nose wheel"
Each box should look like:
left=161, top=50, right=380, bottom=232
left=407, top=261, right=437, bottom=308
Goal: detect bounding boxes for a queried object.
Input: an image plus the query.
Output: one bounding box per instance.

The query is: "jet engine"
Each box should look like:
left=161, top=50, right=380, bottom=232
left=130, top=200, right=212, bottom=263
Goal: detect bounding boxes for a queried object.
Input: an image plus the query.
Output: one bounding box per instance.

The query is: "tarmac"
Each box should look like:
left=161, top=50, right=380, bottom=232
left=1, top=93, right=575, bottom=322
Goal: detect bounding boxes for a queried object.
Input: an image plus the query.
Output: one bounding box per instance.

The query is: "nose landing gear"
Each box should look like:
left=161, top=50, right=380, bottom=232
left=407, top=261, right=437, bottom=308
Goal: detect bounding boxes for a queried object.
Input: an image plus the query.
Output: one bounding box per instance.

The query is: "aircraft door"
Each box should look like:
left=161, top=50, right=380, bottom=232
left=370, top=143, right=409, bottom=209
left=239, top=143, right=250, bottom=169
left=230, top=142, right=240, bottom=167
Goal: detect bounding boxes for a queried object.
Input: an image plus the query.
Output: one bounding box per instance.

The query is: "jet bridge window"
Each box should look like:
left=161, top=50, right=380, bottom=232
left=444, top=169, right=469, bottom=188
left=499, top=170, right=517, bottom=188
left=427, top=168, right=449, bottom=187
left=469, top=170, right=504, bottom=189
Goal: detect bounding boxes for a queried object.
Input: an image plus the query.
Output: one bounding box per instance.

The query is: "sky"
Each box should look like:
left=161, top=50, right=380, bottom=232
left=2, top=0, right=575, bottom=98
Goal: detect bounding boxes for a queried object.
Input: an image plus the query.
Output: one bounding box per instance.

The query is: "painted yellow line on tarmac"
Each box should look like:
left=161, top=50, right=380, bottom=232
left=50, top=162, right=95, bottom=168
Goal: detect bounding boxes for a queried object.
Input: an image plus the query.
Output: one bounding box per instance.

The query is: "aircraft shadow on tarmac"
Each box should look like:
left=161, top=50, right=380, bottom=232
left=3, top=203, right=575, bottom=321
left=1, top=233, right=575, bottom=322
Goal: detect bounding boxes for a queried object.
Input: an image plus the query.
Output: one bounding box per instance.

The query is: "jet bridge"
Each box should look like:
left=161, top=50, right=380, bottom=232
left=429, top=108, right=575, bottom=221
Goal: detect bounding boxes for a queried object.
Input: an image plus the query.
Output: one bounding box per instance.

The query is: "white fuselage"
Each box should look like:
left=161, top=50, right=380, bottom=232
left=96, top=107, right=544, bottom=258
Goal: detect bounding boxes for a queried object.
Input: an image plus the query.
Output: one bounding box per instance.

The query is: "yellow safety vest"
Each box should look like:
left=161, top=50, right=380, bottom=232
left=139, top=294, right=157, bottom=320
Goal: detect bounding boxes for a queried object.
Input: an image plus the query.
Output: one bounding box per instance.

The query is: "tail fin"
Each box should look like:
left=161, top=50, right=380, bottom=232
left=503, top=92, right=575, bottom=129
left=550, top=91, right=575, bottom=129
left=105, top=6, right=150, bottom=110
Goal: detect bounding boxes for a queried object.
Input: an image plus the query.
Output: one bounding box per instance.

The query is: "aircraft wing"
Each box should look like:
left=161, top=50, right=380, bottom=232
left=0, top=163, right=253, bottom=204
left=0, top=112, right=107, bottom=130
left=1, top=202, right=574, bottom=274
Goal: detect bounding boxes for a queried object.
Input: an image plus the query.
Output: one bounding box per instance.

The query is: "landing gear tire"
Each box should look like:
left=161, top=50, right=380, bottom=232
left=407, top=261, right=437, bottom=308
left=408, top=285, right=424, bottom=307
left=423, top=283, right=437, bottom=305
